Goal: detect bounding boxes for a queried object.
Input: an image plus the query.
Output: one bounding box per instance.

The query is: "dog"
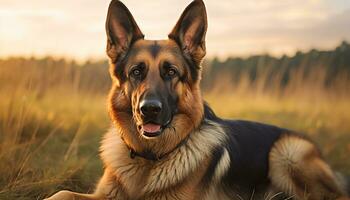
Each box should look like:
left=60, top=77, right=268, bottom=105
left=45, top=0, right=350, bottom=199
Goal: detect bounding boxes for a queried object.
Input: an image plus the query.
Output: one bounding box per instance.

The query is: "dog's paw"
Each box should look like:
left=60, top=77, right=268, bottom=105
left=44, top=190, right=75, bottom=200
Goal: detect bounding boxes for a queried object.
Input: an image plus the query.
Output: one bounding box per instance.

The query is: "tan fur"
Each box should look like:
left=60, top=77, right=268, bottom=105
left=108, top=39, right=204, bottom=158
left=212, top=148, right=230, bottom=183
left=269, top=135, right=347, bottom=200
left=100, top=121, right=226, bottom=198
left=45, top=121, right=225, bottom=200
left=45, top=1, right=350, bottom=199
left=203, top=148, right=232, bottom=200
left=45, top=121, right=227, bottom=200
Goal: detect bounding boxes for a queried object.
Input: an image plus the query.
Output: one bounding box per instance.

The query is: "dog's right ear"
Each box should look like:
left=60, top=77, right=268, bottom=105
left=169, top=0, right=208, bottom=66
left=106, top=0, right=144, bottom=63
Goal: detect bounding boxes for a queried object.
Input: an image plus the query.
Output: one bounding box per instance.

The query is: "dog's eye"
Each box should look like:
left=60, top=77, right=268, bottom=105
left=132, top=69, right=141, bottom=76
left=167, top=68, right=177, bottom=77
left=129, top=63, right=145, bottom=78
left=162, top=62, right=178, bottom=79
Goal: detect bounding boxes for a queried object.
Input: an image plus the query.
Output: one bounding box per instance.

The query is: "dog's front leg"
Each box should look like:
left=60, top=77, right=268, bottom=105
left=45, top=169, right=128, bottom=200
left=44, top=190, right=101, bottom=200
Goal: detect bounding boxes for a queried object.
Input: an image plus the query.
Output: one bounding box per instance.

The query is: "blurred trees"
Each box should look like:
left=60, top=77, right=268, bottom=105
left=202, top=41, right=350, bottom=93
left=1, top=41, right=349, bottom=95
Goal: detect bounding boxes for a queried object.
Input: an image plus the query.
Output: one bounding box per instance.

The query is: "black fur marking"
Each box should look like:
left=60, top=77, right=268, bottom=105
left=201, top=146, right=224, bottom=188
left=149, top=41, right=161, bottom=58
left=114, top=53, right=128, bottom=82
left=167, top=38, right=200, bottom=82
left=203, top=104, right=290, bottom=194
left=182, top=52, right=200, bottom=81
left=123, top=134, right=190, bottom=161
left=113, top=43, right=142, bottom=82
left=203, top=102, right=221, bottom=122
left=221, top=119, right=286, bottom=187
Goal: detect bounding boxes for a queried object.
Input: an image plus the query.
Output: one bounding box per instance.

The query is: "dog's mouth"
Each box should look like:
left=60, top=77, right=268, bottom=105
left=138, top=118, right=172, bottom=138
left=141, top=123, right=162, bottom=138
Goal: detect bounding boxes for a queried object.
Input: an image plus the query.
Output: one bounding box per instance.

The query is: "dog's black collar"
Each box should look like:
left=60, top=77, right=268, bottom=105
left=122, top=135, right=189, bottom=161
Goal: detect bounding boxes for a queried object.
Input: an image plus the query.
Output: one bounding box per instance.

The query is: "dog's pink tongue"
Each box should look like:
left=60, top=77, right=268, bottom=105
left=143, top=123, right=161, bottom=133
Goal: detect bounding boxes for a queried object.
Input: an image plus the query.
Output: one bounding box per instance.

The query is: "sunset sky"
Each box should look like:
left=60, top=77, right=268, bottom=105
left=1, top=0, right=350, bottom=60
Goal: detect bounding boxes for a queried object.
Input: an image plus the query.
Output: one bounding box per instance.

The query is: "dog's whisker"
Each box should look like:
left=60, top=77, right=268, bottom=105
left=267, top=192, right=284, bottom=200
left=236, top=194, right=244, bottom=200
left=283, top=195, right=294, bottom=200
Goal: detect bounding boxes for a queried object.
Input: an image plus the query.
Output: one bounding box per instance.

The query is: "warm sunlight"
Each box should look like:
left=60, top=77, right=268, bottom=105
left=0, top=0, right=349, bottom=60
left=1, top=1, right=350, bottom=199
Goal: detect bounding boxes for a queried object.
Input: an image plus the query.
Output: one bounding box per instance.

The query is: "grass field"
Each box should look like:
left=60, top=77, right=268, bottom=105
left=0, top=60, right=349, bottom=199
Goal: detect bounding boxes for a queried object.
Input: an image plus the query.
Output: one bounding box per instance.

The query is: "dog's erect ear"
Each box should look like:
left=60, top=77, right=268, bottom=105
left=169, top=0, right=208, bottom=65
left=106, top=0, right=144, bottom=63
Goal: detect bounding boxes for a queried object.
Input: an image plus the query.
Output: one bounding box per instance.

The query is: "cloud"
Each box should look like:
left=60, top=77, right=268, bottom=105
left=204, top=0, right=350, bottom=57
left=0, top=0, right=349, bottom=60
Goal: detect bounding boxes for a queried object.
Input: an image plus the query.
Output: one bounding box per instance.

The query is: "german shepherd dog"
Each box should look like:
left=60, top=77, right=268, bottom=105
left=46, top=0, right=350, bottom=199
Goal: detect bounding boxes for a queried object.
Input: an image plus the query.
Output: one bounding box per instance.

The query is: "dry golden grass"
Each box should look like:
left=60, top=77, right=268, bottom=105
left=0, top=88, right=107, bottom=199
left=205, top=82, right=350, bottom=177
left=0, top=59, right=349, bottom=199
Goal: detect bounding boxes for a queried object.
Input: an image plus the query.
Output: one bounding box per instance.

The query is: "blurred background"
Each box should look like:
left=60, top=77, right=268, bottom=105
left=0, top=0, right=350, bottom=199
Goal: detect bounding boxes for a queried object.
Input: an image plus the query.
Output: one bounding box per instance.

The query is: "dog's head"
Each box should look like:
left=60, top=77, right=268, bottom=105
left=106, top=0, right=207, bottom=154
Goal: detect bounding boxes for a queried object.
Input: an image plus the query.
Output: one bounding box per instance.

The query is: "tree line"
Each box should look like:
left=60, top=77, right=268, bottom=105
left=1, top=41, right=349, bottom=94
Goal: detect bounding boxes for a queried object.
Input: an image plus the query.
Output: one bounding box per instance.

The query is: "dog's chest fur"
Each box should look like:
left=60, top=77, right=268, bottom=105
left=100, top=122, right=228, bottom=200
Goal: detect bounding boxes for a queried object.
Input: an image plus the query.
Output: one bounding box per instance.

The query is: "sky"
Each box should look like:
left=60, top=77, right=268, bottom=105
left=0, top=0, right=350, bottom=60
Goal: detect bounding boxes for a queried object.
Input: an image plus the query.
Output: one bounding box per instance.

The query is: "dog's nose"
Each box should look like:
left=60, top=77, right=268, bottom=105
left=140, top=99, right=162, bottom=117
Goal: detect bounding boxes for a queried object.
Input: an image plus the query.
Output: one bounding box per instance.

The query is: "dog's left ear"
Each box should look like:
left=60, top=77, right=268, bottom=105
left=169, top=0, right=208, bottom=65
